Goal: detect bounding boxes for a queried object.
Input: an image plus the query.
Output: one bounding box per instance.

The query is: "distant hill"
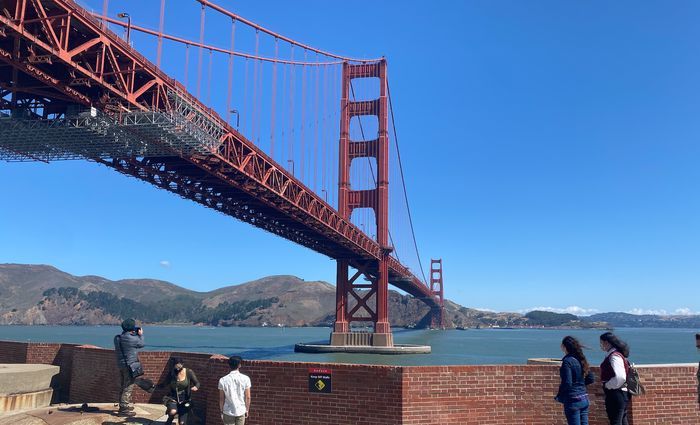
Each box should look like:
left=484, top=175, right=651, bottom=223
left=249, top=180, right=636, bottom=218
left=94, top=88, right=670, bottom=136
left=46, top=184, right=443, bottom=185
left=523, top=310, right=606, bottom=329
left=0, top=263, right=613, bottom=329
left=584, top=312, right=700, bottom=328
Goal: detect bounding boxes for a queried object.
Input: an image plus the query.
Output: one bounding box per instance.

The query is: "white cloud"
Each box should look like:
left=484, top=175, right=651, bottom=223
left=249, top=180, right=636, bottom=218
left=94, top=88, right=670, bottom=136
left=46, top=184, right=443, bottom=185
left=626, top=307, right=700, bottom=316
left=159, top=260, right=171, bottom=268
left=626, top=308, right=668, bottom=315
left=472, top=307, right=497, bottom=313
left=519, top=306, right=600, bottom=316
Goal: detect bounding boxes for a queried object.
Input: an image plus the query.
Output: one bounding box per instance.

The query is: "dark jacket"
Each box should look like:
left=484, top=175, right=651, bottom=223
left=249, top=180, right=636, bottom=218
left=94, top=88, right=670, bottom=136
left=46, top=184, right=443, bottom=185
left=114, top=331, right=144, bottom=369
left=160, top=368, right=201, bottom=403
left=556, top=354, right=593, bottom=404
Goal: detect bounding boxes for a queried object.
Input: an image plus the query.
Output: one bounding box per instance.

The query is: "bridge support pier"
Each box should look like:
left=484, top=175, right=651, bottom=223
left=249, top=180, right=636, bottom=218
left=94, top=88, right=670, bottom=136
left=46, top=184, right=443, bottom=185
left=330, top=257, right=394, bottom=348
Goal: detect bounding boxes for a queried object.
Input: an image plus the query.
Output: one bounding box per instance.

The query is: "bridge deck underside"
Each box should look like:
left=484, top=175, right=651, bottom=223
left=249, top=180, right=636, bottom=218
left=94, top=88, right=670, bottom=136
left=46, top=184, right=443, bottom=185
left=0, top=116, right=435, bottom=306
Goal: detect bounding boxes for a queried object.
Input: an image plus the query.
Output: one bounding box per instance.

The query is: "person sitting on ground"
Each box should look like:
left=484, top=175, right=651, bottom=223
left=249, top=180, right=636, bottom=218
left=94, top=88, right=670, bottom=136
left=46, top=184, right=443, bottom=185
left=218, top=356, right=251, bottom=425
left=160, top=357, right=200, bottom=425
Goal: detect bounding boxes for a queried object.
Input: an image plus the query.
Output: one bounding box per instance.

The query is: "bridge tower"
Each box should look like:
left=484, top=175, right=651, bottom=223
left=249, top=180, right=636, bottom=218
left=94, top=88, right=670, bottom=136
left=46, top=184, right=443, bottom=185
left=430, top=259, right=446, bottom=329
left=331, top=59, right=393, bottom=347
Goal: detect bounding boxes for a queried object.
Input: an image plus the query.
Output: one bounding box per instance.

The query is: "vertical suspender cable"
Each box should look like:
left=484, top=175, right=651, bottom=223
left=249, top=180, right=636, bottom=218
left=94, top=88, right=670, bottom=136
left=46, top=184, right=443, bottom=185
left=270, top=38, right=279, bottom=158
left=184, top=44, right=190, bottom=89
left=280, top=53, right=288, bottom=165
left=206, top=49, right=213, bottom=105
left=334, top=64, right=338, bottom=206
left=300, top=49, right=307, bottom=183
left=288, top=46, right=295, bottom=174
left=196, top=3, right=206, bottom=99
left=313, top=53, right=320, bottom=192
left=156, top=0, right=166, bottom=67
left=243, top=58, right=249, bottom=136
left=321, top=63, right=328, bottom=203
left=252, top=30, right=260, bottom=144
left=257, top=44, right=264, bottom=146
left=226, top=19, right=236, bottom=125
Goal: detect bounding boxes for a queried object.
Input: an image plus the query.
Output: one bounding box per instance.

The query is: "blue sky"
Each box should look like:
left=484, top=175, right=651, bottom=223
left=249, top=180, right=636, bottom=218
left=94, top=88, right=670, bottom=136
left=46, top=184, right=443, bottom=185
left=2, top=0, right=700, bottom=315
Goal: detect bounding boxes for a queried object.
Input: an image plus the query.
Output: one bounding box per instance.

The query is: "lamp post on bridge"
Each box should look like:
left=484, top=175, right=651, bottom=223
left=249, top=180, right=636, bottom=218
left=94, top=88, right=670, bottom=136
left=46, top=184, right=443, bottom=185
left=229, top=109, right=240, bottom=130
left=321, top=189, right=328, bottom=203
left=117, top=13, right=131, bottom=45
left=287, top=159, right=294, bottom=177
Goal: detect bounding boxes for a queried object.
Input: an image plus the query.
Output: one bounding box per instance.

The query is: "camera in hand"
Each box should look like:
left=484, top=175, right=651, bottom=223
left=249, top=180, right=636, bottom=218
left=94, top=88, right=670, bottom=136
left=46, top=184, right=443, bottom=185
left=133, top=326, right=142, bottom=333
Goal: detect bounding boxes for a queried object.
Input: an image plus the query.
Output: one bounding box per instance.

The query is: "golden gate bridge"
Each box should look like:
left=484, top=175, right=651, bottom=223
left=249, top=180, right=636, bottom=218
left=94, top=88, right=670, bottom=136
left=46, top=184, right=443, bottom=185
left=0, top=0, right=444, bottom=347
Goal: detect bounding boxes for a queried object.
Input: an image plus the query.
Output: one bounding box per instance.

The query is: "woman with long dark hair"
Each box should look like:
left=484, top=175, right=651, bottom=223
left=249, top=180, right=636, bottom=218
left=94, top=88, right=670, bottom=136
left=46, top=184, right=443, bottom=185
left=556, top=336, right=594, bottom=425
left=600, top=332, right=630, bottom=425
left=159, top=357, right=201, bottom=425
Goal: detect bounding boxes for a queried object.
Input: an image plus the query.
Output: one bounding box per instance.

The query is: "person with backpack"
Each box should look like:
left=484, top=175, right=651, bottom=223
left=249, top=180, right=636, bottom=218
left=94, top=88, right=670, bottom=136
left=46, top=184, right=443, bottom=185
left=556, top=336, right=595, bottom=425
left=600, top=332, right=631, bottom=425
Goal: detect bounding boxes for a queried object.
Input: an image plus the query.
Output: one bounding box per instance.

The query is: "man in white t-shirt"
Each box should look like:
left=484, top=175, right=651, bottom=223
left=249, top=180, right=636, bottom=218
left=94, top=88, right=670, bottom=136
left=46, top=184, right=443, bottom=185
left=218, top=356, right=251, bottom=425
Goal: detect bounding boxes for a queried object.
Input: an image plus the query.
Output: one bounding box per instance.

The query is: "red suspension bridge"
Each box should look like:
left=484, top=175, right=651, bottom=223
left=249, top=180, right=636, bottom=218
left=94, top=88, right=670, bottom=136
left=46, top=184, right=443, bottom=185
left=0, top=0, right=444, bottom=347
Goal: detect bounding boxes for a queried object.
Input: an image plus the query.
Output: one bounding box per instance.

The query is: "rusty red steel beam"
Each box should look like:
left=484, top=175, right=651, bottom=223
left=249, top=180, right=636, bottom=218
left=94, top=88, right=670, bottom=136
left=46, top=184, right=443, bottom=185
left=0, top=0, right=437, bottom=305
left=0, top=1, right=167, bottom=110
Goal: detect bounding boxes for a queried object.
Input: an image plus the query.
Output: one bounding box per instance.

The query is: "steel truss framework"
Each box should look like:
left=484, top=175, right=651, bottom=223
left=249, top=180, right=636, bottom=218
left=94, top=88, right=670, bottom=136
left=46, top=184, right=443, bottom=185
left=0, top=0, right=444, bottom=336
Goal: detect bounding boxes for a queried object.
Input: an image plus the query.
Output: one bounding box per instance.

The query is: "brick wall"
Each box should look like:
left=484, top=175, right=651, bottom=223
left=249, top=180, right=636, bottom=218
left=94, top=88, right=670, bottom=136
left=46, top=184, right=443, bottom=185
left=212, top=360, right=404, bottom=425
left=0, top=340, right=28, bottom=363
left=2, top=340, right=698, bottom=424
left=0, top=341, right=77, bottom=403
left=26, top=343, right=77, bottom=403
left=401, top=365, right=609, bottom=425
left=627, top=364, right=699, bottom=424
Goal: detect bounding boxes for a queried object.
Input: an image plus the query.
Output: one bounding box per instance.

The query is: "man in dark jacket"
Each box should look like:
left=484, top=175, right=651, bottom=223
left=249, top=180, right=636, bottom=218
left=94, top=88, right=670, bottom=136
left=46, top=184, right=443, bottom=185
left=114, top=318, right=152, bottom=417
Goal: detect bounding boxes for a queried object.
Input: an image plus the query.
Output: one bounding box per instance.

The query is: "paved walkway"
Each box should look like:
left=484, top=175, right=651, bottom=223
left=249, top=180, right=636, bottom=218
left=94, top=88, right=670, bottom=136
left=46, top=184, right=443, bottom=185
left=0, top=403, right=169, bottom=425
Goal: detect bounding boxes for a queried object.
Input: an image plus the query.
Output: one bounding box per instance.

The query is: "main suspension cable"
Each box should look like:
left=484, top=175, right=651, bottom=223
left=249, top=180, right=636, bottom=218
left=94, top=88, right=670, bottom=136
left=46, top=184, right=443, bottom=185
left=91, top=14, right=343, bottom=66
left=195, top=0, right=381, bottom=63
left=387, top=79, right=428, bottom=284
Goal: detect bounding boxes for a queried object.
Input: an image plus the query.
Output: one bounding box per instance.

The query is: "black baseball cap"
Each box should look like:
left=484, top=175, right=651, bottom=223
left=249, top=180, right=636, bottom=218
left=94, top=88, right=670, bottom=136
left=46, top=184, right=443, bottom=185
left=121, top=318, right=136, bottom=332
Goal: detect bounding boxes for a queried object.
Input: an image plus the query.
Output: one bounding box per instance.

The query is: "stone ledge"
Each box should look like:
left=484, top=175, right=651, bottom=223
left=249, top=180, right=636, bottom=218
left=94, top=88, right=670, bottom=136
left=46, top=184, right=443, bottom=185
left=0, top=364, right=59, bottom=395
left=0, top=389, right=53, bottom=413
left=295, top=343, right=431, bottom=354
left=0, top=403, right=167, bottom=424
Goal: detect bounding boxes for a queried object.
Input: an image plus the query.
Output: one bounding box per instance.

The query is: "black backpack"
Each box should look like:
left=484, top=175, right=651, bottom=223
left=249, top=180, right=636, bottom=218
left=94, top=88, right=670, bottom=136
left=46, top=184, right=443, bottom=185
left=624, top=359, right=646, bottom=396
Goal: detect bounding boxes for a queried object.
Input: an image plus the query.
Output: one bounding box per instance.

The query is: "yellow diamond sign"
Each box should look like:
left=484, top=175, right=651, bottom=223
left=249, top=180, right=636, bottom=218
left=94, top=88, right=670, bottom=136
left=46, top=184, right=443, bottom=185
left=309, top=368, right=332, bottom=393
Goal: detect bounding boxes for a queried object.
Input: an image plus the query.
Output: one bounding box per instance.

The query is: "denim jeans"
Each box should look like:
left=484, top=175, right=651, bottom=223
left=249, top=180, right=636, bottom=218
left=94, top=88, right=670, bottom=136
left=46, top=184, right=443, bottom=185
left=564, top=399, right=590, bottom=425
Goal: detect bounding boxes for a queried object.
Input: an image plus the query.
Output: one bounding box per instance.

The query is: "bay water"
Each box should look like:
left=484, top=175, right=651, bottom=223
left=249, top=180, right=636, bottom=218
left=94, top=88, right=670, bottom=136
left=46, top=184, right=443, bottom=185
left=1, top=326, right=697, bottom=366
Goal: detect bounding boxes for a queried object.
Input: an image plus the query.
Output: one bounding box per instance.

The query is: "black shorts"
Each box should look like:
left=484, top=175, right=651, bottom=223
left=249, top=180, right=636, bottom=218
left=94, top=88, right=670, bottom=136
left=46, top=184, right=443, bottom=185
left=164, top=398, right=191, bottom=415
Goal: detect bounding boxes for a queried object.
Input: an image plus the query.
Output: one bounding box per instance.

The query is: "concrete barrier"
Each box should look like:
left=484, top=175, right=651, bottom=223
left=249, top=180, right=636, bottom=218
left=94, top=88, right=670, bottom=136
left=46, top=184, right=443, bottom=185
left=0, top=364, right=59, bottom=413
